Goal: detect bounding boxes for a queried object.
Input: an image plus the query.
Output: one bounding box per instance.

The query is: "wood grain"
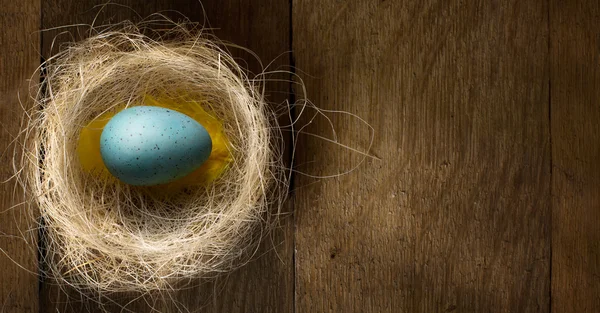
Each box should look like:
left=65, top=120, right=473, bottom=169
left=0, top=0, right=594, bottom=311
left=39, top=1, right=292, bottom=312
left=0, top=1, right=41, bottom=313
left=293, top=1, right=551, bottom=312
left=550, top=1, right=600, bottom=312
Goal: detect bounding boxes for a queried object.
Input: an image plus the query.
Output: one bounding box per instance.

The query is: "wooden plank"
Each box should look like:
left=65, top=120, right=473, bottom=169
left=0, top=1, right=41, bottom=313
left=40, top=1, right=292, bottom=312
left=550, top=1, right=600, bottom=312
left=293, top=1, right=550, bottom=312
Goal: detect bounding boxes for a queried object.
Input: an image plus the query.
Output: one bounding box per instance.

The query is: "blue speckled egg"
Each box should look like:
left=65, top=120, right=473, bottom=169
left=100, top=106, right=212, bottom=186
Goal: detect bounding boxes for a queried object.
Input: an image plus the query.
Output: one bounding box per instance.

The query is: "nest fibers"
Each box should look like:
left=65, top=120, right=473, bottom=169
left=20, top=21, right=288, bottom=293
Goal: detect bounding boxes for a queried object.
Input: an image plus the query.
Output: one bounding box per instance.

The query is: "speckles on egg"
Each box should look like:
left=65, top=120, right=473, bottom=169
left=100, top=106, right=213, bottom=186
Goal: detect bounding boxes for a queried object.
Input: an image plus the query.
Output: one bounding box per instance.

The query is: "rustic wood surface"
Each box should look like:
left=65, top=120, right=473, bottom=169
left=550, top=1, right=600, bottom=312
left=293, top=1, right=552, bottom=312
left=0, top=1, right=41, bottom=313
left=0, top=0, right=599, bottom=312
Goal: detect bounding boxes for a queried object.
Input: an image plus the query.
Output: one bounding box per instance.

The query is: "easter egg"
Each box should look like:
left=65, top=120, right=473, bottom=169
left=100, top=106, right=213, bottom=186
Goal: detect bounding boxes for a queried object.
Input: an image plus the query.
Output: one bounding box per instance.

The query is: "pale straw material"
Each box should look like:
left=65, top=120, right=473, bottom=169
left=20, top=20, right=287, bottom=293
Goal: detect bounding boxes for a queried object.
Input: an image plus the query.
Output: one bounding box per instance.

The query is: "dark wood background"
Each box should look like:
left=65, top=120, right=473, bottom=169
left=1, top=0, right=598, bottom=312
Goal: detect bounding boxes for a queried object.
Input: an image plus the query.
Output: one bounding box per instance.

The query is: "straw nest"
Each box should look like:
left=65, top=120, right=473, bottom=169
left=19, top=21, right=287, bottom=293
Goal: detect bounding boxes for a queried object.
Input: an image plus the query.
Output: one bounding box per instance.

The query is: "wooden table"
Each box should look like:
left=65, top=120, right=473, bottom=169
left=1, top=1, right=598, bottom=312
